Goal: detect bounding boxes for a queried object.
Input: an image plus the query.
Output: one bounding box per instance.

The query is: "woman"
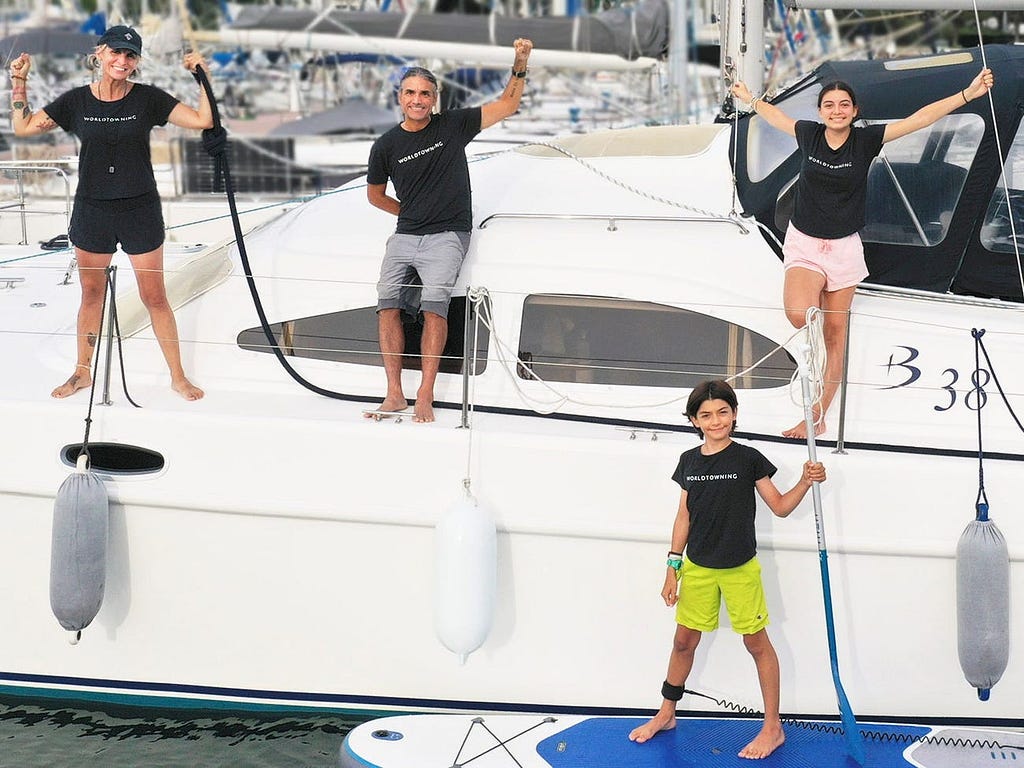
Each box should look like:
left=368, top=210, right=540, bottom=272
left=731, top=68, right=993, bottom=438
left=9, top=25, right=214, bottom=400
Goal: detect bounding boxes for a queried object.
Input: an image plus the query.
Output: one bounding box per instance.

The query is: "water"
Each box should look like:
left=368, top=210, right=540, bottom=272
left=0, top=696, right=367, bottom=768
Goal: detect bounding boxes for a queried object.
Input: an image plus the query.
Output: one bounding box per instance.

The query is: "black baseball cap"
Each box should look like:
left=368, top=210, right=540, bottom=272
left=98, top=25, right=143, bottom=56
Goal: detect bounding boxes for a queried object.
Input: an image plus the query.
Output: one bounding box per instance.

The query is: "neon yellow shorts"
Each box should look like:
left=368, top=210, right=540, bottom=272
left=675, top=557, right=769, bottom=635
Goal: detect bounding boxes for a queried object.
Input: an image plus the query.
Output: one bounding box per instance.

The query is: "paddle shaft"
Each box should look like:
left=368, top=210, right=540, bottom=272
left=799, top=362, right=865, bottom=765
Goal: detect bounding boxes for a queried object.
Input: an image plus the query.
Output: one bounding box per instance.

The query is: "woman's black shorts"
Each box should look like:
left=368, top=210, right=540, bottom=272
left=69, top=191, right=165, bottom=255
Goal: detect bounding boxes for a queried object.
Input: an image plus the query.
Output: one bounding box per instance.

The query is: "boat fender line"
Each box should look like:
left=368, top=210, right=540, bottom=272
left=956, top=328, right=1010, bottom=701
left=51, top=275, right=113, bottom=643
left=434, top=496, right=497, bottom=663
left=192, top=66, right=378, bottom=407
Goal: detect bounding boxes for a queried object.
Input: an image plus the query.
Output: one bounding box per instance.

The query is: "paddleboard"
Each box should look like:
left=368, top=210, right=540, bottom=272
left=339, top=713, right=1024, bottom=768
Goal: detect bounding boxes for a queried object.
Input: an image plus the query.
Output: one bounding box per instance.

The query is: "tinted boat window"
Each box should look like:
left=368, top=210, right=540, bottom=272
left=517, top=295, right=795, bottom=389
left=981, top=118, right=1024, bottom=253
left=745, top=88, right=815, bottom=183
left=237, top=297, right=489, bottom=375
left=862, top=114, right=982, bottom=247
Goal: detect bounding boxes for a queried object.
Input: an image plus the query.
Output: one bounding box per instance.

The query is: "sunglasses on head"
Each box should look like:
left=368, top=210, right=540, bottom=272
left=112, top=48, right=139, bottom=59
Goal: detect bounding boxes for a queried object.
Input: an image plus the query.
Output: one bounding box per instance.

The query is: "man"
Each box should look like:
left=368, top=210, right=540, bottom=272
left=366, top=38, right=532, bottom=423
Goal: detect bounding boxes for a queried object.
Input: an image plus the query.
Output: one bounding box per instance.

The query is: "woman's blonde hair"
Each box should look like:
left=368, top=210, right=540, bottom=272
left=87, top=45, right=141, bottom=77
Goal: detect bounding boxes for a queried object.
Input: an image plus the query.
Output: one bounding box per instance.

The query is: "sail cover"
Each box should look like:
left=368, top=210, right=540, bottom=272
left=228, top=0, right=669, bottom=61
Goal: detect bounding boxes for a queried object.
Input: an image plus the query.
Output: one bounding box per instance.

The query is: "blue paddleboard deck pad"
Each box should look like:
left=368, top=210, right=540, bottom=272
left=340, top=714, right=1024, bottom=768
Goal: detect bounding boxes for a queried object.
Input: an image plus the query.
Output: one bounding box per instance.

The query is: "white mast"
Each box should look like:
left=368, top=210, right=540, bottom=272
left=668, top=0, right=691, bottom=123
left=721, top=0, right=766, bottom=102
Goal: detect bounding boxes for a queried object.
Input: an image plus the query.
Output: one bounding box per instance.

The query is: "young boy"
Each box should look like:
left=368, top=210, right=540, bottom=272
left=628, top=379, right=825, bottom=759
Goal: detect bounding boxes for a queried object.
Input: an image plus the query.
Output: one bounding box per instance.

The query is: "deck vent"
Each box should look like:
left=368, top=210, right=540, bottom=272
left=60, top=443, right=165, bottom=476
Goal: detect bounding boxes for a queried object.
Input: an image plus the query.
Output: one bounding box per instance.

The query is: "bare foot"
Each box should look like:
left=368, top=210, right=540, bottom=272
left=782, top=414, right=825, bottom=439
left=172, top=376, right=205, bottom=401
left=412, top=398, right=435, bottom=423
left=364, top=395, right=407, bottom=417
left=627, top=712, right=676, bottom=743
left=738, top=722, right=784, bottom=759
left=51, top=367, right=92, bottom=399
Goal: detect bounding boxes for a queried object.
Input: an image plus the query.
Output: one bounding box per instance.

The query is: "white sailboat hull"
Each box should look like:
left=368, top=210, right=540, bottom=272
left=1, top=75, right=1022, bottom=725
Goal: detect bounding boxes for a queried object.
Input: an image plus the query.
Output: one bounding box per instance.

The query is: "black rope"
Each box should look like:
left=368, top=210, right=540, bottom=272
left=974, top=329, right=1024, bottom=434
left=79, top=267, right=111, bottom=466
left=104, top=268, right=142, bottom=409
left=682, top=688, right=1024, bottom=751
left=972, top=328, right=988, bottom=520
left=191, top=66, right=376, bottom=405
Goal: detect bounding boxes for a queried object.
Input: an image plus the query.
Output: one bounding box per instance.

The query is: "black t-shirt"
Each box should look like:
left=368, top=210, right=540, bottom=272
left=44, top=83, right=179, bottom=200
left=791, top=120, right=886, bottom=239
left=671, top=441, right=777, bottom=569
left=366, top=108, right=482, bottom=235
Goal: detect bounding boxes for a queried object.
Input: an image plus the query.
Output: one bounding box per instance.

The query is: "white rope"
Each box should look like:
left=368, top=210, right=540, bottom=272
left=969, top=0, right=1024, bottom=302
left=463, top=286, right=487, bottom=499
left=787, top=306, right=826, bottom=425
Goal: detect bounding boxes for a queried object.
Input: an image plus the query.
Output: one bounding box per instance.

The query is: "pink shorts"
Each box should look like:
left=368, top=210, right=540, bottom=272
left=782, top=224, right=869, bottom=292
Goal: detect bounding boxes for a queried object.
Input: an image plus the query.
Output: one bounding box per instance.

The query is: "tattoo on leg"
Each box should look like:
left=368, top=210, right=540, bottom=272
left=21, top=106, right=30, bottom=120
left=12, top=100, right=25, bottom=110
left=87, top=332, right=97, bottom=348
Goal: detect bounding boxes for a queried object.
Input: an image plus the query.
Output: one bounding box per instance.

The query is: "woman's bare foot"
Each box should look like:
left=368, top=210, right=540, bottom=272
left=628, top=712, right=676, bottom=743
left=738, top=722, right=785, bottom=759
left=364, top=395, right=407, bottom=417
left=51, top=366, right=92, bottom=398
left=782, top=413, right=825, bottom=439
left=172, top=376, right=204, bottom=401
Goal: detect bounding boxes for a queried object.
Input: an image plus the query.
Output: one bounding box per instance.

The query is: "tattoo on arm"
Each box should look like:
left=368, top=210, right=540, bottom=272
left=87, top=333, right=97, bottom=348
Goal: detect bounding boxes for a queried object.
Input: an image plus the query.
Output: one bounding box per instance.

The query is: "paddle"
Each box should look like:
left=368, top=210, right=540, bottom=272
left=798, top=350, right=866, bottom=766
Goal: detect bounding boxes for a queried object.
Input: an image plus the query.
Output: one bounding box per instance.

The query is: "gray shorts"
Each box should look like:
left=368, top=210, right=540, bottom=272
left=377, top=231, right=471, bottom=319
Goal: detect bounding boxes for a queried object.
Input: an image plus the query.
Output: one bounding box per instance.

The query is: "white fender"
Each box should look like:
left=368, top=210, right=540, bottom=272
left=434, top=496, right=497, bottom=663
left=50, top=454, right=109, bottom=638
left=956, top=514, right=1010, bottom=700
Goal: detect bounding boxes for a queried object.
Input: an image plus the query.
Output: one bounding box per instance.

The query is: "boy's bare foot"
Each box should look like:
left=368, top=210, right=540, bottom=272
left=627, top=712, right=676, bottom=743
left=412, top=398, right=435, bottom=423
left=172, top=376, right=205, bottom=401
left=782, top=414, right=825, bottom=439
left=738, top=722, right=784, bottom=759
left=51, top=367, right=92, bottom=399
left=364, top=396, right=407, bottom=417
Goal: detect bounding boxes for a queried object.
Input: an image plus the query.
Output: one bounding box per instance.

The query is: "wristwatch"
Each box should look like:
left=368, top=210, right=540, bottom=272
left=512, top=67, right=528, bottom=78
